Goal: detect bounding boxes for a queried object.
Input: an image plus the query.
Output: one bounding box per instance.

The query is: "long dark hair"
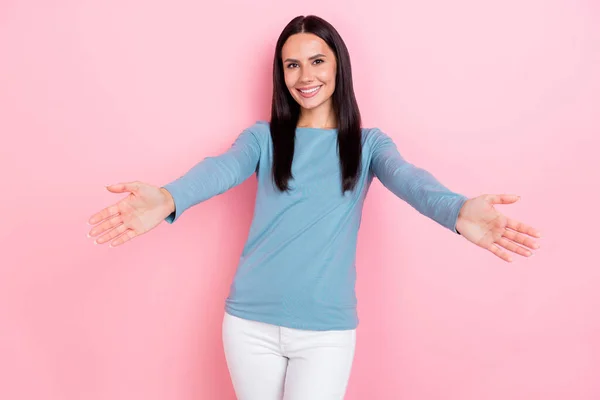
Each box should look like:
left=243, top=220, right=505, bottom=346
left=270, top=15, right=362, bottom=194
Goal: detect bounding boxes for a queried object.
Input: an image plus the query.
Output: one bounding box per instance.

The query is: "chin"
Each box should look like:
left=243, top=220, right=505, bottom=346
left=296, top=95, right=333, bottom=110
left=299, top=101, right=322, bottom=110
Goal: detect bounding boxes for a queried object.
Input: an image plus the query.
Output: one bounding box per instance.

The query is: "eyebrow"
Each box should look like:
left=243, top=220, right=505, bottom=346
left=283, top=54, right=327, bottom=63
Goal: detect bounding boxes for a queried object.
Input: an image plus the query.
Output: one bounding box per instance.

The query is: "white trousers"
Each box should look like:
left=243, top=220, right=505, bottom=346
left=222, top=311, right=356, bottom=400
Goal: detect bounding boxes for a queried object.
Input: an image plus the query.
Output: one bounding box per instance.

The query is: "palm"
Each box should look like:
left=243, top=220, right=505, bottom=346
left=87, top=181, right=173, bottom=247
left=455, top=194, right=541, bottom=262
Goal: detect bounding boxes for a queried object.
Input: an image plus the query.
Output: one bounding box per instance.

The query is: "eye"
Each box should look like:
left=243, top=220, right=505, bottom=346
left=285, top=59, right=324, bottom=69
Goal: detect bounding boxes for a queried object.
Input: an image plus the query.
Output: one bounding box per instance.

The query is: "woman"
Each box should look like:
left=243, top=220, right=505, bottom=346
left=87, top=15, right=541, bottom=400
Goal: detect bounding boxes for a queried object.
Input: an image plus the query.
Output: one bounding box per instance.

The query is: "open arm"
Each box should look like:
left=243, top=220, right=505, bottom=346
left=370, top=129, right=468, bottom=233
left=161, top=128, right=261, bottom=223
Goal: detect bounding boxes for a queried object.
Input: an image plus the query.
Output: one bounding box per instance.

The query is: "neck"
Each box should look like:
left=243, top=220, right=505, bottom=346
left=297, top=101, right=336, bottom=129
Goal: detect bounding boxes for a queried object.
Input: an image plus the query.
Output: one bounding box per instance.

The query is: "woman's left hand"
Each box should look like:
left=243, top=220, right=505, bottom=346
left=455, top=194, right=542, bottom=262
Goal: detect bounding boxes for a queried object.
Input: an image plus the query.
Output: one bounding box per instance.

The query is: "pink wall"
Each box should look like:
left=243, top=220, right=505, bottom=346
left=1, top=1, right=598, bottom=399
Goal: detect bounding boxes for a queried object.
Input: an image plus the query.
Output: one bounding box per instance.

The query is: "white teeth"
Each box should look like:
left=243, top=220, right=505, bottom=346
left=299, top=86, right=320, bottom=93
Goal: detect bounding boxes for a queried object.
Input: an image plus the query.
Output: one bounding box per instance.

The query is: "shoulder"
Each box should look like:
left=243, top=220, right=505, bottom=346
left=361, top=126, right=382, bottom=140
left=248, top=120, right=271, bottom=135
left=235, top=120, right=270, bottom=146
left=361, top=126, right=392, bottom=147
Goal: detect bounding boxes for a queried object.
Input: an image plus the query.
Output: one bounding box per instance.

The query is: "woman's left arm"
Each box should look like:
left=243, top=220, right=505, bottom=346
left=370, top=129, right=541, bottom=262
left=370, top=129, right=468, bottom=234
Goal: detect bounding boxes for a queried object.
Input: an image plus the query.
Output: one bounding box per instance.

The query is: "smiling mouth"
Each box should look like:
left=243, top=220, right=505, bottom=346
left=296, top=85, right=322, bottom=98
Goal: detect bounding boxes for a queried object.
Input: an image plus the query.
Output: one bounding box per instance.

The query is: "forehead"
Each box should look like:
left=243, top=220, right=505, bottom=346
left=281, top=33, right=333, bottom=58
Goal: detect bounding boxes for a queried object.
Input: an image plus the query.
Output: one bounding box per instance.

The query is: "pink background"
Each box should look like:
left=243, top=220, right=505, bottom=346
left=1, top=0, right=599, bottom=399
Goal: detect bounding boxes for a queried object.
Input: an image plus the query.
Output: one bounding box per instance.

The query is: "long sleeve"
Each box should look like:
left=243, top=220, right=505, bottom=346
left=369, top=129, right=468, bottom=233
left=161, top=128, right=262, bottom=224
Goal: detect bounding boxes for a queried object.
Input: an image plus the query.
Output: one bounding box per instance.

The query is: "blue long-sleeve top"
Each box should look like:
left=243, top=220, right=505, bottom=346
left=161, top=121, right=468, bottom=331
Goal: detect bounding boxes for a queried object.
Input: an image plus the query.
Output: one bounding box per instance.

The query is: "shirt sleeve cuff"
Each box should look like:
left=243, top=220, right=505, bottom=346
left=449, top=194, right=468, bottom=234
left=160, top=182, right=187, bottom=224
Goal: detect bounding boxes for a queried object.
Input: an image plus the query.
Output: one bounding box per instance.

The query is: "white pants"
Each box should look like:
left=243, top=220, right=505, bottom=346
left=222, top=311, right=356, bottom=400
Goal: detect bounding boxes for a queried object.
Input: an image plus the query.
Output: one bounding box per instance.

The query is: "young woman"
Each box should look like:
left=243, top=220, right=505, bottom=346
left=87, top=15, right=541, bottom=400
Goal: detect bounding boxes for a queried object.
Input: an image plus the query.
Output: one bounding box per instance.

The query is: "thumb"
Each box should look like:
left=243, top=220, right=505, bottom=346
left=105, top=181, right=140, bottom=193
left=489, top=194, right=520, bottom=204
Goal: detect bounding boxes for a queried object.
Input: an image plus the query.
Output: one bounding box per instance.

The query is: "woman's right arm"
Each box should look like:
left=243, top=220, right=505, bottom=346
left=161, top=127, right=262, bottom=223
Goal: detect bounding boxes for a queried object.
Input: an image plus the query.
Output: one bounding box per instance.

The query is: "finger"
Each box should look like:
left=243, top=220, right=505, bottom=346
left=88, top=182, right=140, bottom=226
left=487, top=243, right=513, bottom=262
left=95, top=222, right=129, bottom=245
left=502, top=229, right=540, bottom=250
left=108, top=228, right=137, bottom=247
left=88, top=213, right=123, bottom=238
left=495, top=237, right=533, bottom=257
left=488, top=194, right=520, bottom=205
left=506, top=218, right=542, bottom=238
left=88, top=204, right=121, bottom=226
left=106, top=181, right=141, bottom=193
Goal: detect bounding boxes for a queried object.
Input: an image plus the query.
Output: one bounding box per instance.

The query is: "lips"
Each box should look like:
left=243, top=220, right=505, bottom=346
left=296, top=85, right=322, bottom=98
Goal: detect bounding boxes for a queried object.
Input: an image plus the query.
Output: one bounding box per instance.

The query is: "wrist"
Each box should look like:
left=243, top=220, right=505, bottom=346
left=160, top=187, right=175, bottom=214
left=455, top=199, right=469, bottom=235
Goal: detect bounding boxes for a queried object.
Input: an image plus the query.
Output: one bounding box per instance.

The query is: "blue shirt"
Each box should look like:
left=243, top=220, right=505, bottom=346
left=162, top=121, right=468, bottom=331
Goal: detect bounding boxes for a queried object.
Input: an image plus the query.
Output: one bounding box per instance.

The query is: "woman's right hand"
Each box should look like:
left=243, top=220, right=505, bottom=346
left=87, top=181, right=175, bottom=247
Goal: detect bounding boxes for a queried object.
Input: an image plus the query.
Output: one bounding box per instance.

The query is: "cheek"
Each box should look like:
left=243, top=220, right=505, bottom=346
left=322, top=74, right=336, bottom=95
left=319, top=67, right=336, bottom=85
left=283, top=70, right=298, bottom=89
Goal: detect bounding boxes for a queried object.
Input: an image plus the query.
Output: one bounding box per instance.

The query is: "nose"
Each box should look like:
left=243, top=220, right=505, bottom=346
left=299, top=68, right=314, bottom=84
